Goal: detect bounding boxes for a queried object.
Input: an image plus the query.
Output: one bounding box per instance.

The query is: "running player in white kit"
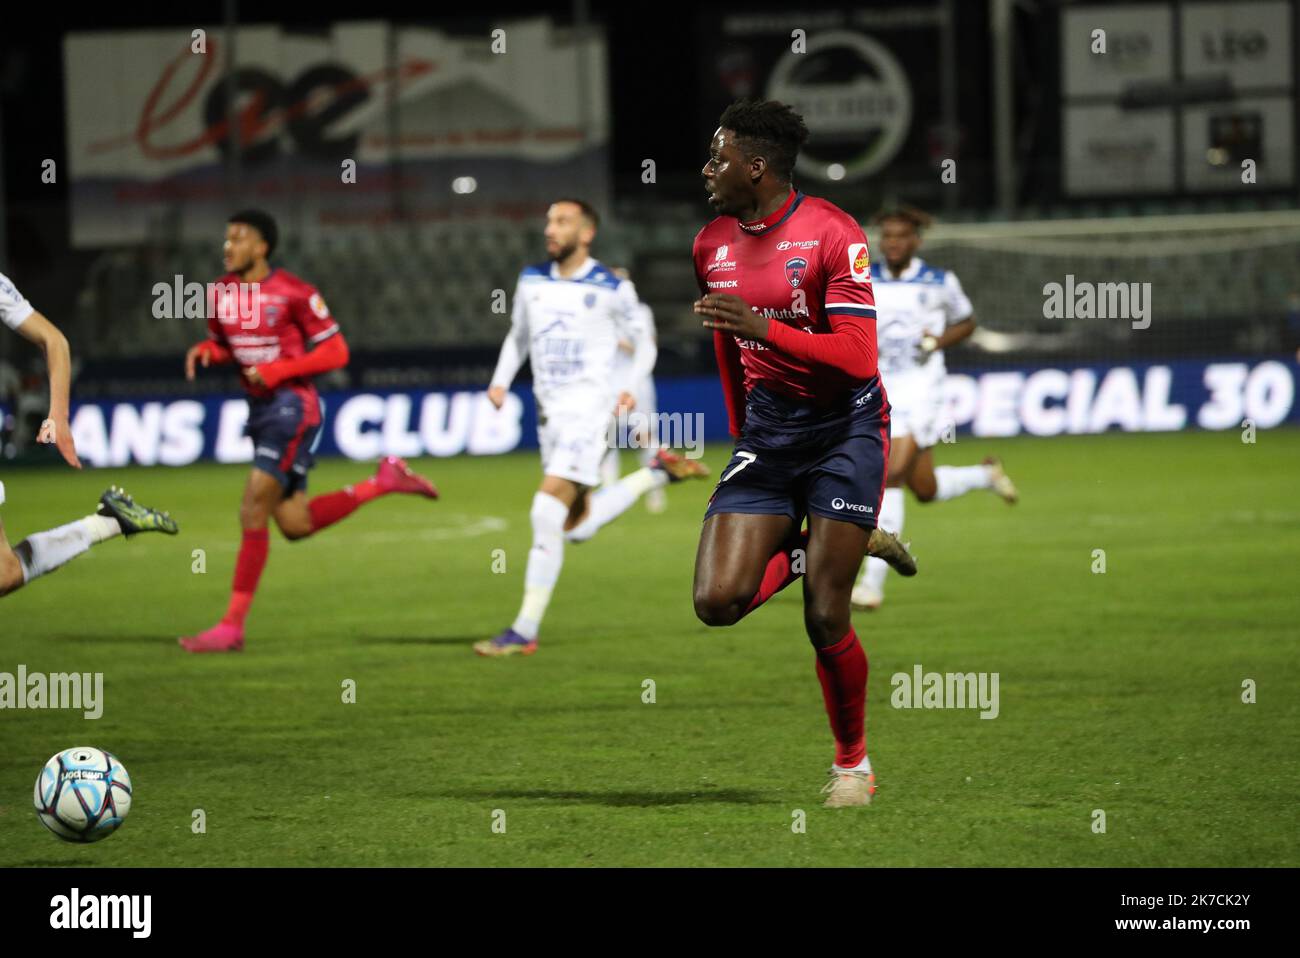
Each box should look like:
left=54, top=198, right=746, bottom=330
left=852, top=207, right=1017, bottom=611
left=0, top=271, right=176, bottom=600
left=478, top=200, right=707, bottom=656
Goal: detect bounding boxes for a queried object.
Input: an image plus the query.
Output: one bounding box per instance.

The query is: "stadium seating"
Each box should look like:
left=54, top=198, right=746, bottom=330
left=71, top=206, right=1300, bottom=363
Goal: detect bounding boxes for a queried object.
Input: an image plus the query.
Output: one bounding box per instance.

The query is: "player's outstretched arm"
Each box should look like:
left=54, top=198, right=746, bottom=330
left=488, top=335, right=526, bottom=409
left=247, top=331, right=348, bottom=390
left=935, top=316, right=976, bottom=350
left=15, top=311, right=80, bottom=469
left=935, top=270, right=976, bottom=352
left=696, top=293, right=877, bottom=379
left=488, top=280, right=529, bottom=409
left=185, top=339, right=234, bottom=380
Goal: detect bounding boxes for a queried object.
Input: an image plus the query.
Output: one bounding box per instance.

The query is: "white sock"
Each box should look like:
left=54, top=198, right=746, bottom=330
left=564, top=467, right=667, bottom=543
left=510, top=492, right=569, bottom=641
left=17, top=514, right=120, bottom=583
left=934, top=464, right=992, bottom=501
left=859, top=487, right=904, bottom=593
left=834, top=754, right=873, bottom=775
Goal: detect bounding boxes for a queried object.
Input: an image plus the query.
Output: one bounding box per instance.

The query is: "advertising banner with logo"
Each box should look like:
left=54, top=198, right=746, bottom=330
left=697, top=8, right=955, bottom=192
left=63, top=18, right=608, bottom=247
left=1061, top=1, right=1294, bottom=195
left=4, top=357, right=1294, bottom=468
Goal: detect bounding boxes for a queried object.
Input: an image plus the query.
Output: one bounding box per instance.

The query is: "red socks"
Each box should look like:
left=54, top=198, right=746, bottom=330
left=743, top=528, right=810, bottom=617
left=735, top=530, right=870, bottom=767
left=218, top=478, right=386, bottom=629
left=307, top=478, right=382, bottom=533
left=222, top=528, right=269, bottom=627
left=815, top=629, right=868, bottom=768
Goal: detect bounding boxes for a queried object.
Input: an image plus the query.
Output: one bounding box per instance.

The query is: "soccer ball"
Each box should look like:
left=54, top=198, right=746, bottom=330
left=33, top=747, right=133, bottom=843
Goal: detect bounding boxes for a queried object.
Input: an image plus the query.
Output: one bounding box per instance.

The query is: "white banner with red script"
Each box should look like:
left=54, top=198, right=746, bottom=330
left=64, top=18, right=609, bottom=247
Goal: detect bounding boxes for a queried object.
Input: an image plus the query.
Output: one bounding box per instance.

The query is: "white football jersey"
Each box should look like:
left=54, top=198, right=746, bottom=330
left=0, top=271, right=35, bottom=332
left=491, top=257, right=655, bottom=415
left=871, top=258, right=972, bottom=378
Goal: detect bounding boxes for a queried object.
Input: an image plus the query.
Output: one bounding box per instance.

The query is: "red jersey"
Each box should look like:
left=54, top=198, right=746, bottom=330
left=693, top=190, right=878, bottom=433
left=206, top=267, right=340, bottom=412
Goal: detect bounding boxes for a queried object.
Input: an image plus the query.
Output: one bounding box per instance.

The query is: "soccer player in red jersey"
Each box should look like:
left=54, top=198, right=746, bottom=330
left=179, top=210, right=439, bottom=653
left=691, top=100, right=912, bottom=807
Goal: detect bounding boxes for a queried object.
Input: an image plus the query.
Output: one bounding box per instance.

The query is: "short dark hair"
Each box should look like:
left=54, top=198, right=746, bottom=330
left=228, top=209, right=279, bottom=258
left=553, top=198, right=599, bottom=230
left=870, top=204, right=934, bottom=234
left=717, top=98, right=810, bottom=183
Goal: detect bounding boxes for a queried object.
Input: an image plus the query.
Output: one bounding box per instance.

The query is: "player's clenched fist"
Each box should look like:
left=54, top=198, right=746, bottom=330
left=487, top=385, right=507, bottom=410
left=694, top=293, right=769, bottom=340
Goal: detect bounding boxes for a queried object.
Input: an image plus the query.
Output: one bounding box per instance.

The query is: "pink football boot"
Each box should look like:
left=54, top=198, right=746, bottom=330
left=375, top=456, right=439, bottom=499
left=179, top=621, right=245, bottom=653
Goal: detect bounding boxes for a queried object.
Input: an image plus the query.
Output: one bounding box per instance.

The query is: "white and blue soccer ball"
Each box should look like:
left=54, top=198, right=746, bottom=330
left=33, top=747, right=133, bottom=843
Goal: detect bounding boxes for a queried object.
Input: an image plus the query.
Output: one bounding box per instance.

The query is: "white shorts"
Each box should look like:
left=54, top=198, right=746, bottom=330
left=884, top=372, right=948, bottom=450
left=539, top=407, right=611, bottom=487
left=0, top=479, right=6, bottom=507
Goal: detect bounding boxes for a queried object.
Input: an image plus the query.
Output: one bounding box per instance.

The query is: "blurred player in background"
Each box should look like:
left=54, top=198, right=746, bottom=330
left=478, top=199, right=708, bottom=657
left=600, top=267, right=667, bottom=514
left=691, top=99, right=915, bottom=808
left=852, top=206, right=1018, bottom=612
left=1, top=271, right=177, bottom=599
left=180, top=210, right=438, bottom=652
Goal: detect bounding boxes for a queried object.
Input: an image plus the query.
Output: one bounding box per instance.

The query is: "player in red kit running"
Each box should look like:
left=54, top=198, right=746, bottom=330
left=692, top=100, right=912, bottom=807
left=180, top=210, right=439, bottom=653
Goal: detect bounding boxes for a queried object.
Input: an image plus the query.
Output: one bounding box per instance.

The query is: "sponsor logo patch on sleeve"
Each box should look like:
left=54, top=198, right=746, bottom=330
left=847, top=243, right=871, bottom=282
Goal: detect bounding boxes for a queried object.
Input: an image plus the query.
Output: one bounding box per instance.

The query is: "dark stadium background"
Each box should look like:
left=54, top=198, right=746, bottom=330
left=2, top=0, right=1297, bottom=457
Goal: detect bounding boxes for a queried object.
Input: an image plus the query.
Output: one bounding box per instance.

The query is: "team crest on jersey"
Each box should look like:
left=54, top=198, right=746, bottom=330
left=263, top=305, right=280, bottom=327
left=847, top=243, right=870, bottom=282
left=784, top=257, right=808, bottom=288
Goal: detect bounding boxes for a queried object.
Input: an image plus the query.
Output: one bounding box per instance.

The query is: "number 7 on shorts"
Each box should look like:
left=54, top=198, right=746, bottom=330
left=721, top=451, right=757, bottom=482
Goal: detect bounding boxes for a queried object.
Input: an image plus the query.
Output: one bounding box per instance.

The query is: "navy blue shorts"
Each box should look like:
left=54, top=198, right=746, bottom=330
left=246, top=390, right=324, bottom=495
left=704, top=380, right=891, bottom=529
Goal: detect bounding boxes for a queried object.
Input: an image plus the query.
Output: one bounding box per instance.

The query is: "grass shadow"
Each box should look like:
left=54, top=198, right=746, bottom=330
left=439, top=787, right=767, bottom=808
left=354, top=635, right=490, bottom=646
left=38, top=633, right=177, bottom=646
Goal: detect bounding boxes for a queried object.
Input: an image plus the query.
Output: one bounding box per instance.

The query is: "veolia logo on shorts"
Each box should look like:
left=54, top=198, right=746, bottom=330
left=831, top=497, right=873, bottom=513
left=766, top=30, right=912, bottom=183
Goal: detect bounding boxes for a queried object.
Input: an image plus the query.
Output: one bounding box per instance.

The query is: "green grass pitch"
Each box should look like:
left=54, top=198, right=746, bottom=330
left=1, top=429, right=1297, bottom=866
